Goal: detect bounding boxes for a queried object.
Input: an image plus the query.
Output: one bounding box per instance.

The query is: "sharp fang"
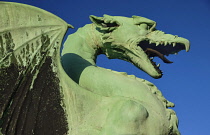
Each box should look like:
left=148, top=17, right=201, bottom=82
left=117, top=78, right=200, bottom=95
left=157, top=63, right=160, bottom=67
left=175, top=53, right=178, bottom=55
left=150, top=57, right=154, bottom=60
left=149, top=40, right=152, bottom=44
left=184, top=41, right=190, bottom=52
left=164, top=41, right=167, bottom=46
left=173, top=42, right=176, bottom=47
left=156, top=42, right=160, bottom=46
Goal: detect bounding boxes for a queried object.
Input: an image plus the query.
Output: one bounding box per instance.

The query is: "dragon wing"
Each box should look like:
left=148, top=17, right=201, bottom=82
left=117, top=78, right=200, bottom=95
left=0, top=2, right=72, bottom=135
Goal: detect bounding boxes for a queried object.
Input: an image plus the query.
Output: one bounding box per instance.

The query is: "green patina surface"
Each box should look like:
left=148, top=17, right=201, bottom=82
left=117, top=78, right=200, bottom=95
left=0, top=2, right=190, bottom=135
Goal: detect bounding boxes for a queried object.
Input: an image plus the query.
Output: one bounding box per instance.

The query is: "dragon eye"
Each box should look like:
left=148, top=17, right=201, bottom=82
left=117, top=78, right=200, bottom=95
left=138, top=23, right=148, bottom=29
left=138, top=23, right=154, bottom=31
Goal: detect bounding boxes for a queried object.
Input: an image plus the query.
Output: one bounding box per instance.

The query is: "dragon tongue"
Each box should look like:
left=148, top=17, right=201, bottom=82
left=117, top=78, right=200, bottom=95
left=145, top=48, right=173, bottom=63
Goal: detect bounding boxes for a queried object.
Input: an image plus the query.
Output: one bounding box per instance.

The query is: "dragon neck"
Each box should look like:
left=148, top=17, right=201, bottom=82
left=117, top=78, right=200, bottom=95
left=61, top=24, right=103, bottom=82
left=62, top=24, right=103, bottom=65
left=61, top=23, right=174, bottom=109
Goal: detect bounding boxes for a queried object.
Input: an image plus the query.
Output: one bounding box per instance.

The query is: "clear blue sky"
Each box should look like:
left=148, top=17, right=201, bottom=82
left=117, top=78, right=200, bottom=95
left=6, top=0, right=210, bottom=134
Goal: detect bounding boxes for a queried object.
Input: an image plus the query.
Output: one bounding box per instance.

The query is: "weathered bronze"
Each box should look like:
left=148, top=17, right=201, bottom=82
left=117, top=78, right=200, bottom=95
left=0, top=2, right=190, bottom=135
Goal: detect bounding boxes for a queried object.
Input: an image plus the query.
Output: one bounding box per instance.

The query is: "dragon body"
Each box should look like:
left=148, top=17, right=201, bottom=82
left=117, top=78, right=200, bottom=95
left=0, top=2, right=190, bottom=135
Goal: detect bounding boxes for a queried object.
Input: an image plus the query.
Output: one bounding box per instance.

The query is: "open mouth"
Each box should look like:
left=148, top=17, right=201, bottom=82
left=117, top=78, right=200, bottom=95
left=138, top=40, right=189, bottom=75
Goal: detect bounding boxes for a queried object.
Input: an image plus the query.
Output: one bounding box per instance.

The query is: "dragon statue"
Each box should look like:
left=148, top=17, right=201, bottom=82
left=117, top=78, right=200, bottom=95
left=0, top=2, right=190, bottom=135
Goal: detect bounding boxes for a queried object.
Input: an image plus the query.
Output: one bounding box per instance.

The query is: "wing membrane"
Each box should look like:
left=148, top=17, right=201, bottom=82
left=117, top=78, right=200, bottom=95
left=0, top=2, right=70, bottom=135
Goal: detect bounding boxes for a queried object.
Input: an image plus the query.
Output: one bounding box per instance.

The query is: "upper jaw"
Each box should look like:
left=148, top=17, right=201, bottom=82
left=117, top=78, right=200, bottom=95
left=144, top=30, right=190, bottom=53
left=139, top=37, right=190, bottom=57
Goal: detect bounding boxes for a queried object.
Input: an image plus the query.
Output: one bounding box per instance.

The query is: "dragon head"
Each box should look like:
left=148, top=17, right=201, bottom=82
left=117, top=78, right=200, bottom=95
left=90, top=14, right=190, bottom=79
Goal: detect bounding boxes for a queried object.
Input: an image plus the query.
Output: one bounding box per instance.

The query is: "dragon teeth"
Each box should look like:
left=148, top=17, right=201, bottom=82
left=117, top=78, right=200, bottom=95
left=173, top=42, right=176, bottom=47
left=157, top=63, right=160, bottom=67
left=156, top=42, right=160, bottom=46
left=164, top=41, right=167, bottom=46
left=149, top=40, right=152, bottom=44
